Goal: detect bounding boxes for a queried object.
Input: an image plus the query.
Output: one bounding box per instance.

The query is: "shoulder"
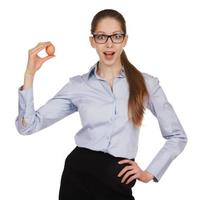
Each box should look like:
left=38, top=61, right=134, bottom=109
left=69, top=68, right=90, bottom=83
left=56, top=75, right=82, bottom=94
left=141, top=72, right=159, bottom=82
left=67, top=72, right=88, bottom=90
left=69, top=74, right=82, bottom=83
left=141, top=72, right=160, bottom=95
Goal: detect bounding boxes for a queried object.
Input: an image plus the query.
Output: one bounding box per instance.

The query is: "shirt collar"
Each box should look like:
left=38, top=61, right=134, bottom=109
left=87, top=62, right=125, bottom=80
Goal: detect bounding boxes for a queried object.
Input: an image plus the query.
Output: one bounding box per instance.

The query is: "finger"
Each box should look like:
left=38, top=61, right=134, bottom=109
left=29, top=46, right=44, bottom=56
left=30, top=41, right=50, bottom=51
left=35, top=41, right=51, bottom=48
left=117, top=165, right=133, bottom=177
left=29, top=42, right=52, bottom=54
left=126, top=174, right=138, bottom=184
left=32, top=42, right=52, bottom=54
left=118, top=159, right=132, bottom=164
left=121, top=170, right=135, bottom=183
left=41, top=55, right=55, bottom=63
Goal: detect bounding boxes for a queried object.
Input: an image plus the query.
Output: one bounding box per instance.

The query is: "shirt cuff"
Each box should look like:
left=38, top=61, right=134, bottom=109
left=145, top=149, right=173, bottom=182
left=18, top=85, right=35, bottom=116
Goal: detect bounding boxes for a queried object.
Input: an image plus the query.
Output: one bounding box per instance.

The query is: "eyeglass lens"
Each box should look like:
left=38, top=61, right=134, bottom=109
left=93, top=33, right=125, bottom=44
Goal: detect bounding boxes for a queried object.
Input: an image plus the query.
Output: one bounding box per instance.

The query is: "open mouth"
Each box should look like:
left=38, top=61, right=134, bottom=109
left=103, top=51, right=115, bottom=60
left=103, top=51, right=115, bottom=56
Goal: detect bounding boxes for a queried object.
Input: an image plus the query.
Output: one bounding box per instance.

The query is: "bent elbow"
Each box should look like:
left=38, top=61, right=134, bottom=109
left=15, top=117, right=35, bottom=136
left=179, top=129, right=188, bottom=147
left=174, top=132, right=188, bottom=157
left=182, top=133, right=188, bottom=149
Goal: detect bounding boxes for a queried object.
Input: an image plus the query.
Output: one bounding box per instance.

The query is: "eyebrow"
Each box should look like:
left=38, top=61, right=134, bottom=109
left=94, top=31, right=123, bottom=34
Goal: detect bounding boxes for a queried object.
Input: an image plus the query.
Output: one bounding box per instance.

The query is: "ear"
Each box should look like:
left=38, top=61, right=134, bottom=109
left=122, top=35, right=128, bottom=47
left=89, top=36, right=96, bottom=48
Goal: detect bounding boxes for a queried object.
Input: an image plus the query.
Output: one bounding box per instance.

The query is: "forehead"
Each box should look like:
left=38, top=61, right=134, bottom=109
left=95, top=17, right=122, bottom=34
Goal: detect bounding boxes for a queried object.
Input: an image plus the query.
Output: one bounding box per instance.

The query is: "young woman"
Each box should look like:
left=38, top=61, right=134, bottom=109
left=15, top=9, right=187, bottom=200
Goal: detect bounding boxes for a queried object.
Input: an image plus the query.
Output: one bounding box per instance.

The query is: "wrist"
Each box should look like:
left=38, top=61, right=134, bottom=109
left=25, top=68, right=36, bottom=76
left=25, top=71, right=35, bottom=77
left=138, top=170, right=154, bottom=183
left=144, top=170, right=154, bottom=181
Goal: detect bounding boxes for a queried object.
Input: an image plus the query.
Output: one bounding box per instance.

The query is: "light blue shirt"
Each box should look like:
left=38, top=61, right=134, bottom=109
left=15, top=63, right=187, bottom=182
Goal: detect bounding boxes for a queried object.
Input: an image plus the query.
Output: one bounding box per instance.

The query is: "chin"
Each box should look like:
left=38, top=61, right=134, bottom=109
left=100, top=57, right=119, bottom=67
left=103, top=60, right=115, bottom=66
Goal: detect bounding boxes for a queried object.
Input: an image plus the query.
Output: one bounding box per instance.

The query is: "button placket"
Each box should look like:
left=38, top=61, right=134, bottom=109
left=99, top=77, right=118, bottom=145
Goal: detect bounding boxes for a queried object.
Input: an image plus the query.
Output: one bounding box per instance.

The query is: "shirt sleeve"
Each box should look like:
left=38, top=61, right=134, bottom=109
left=144, top=75, right=188, bottom=182
left=15, top=78, right=78, bottom=135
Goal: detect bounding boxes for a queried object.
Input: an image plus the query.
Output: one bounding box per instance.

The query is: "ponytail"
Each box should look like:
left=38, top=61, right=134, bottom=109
left=121, top=50, right=149, bottom=128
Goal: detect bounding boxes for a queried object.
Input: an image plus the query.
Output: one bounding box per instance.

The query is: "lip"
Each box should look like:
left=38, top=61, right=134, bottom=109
left=103, top=51, right=115, bottom=55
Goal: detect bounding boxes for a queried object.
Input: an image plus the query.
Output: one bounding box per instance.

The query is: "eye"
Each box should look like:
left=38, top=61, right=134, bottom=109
left=113, top=34, right=123, bottom=39
left=95, top=34, right=107, bottom=40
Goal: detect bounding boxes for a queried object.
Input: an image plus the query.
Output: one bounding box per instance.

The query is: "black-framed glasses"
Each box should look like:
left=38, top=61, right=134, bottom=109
left=92, top=32, right=125, bottom=44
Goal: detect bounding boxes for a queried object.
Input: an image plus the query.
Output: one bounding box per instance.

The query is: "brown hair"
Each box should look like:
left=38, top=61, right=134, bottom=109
left=91, top=9, right=149, bottom=128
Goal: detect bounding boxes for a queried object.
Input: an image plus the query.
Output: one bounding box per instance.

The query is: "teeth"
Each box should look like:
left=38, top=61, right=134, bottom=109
left=104, top=52, right=114, bottom=55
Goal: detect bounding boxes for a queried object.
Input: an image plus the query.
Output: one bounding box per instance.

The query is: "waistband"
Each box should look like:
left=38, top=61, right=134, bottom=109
left=74, top=146, right=135, bottom=161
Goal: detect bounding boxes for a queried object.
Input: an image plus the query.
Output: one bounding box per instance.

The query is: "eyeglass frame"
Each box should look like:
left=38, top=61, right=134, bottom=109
left=92, top=32, right=126, bottom=44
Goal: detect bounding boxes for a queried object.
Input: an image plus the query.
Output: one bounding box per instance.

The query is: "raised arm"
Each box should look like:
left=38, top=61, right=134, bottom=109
left=15, top=42, right=78, bottom=135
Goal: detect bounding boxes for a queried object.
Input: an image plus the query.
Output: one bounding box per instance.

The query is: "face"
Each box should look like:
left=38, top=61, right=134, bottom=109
left=90, top=17, right=128, bottom=68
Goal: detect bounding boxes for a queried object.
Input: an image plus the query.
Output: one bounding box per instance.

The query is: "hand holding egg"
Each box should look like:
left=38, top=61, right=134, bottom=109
left=25, top=41, right=56, bottom=76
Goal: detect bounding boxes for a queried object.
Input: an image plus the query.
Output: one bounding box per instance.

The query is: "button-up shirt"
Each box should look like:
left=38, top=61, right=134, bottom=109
left=15, top=62, right=187, bottom=182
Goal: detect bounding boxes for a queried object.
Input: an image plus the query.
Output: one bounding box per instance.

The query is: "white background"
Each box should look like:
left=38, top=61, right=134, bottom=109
left=0, top=0, right=199, bottom=199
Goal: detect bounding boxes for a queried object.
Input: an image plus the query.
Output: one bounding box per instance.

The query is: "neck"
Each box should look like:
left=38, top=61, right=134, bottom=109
left=97, top=61, right=123, bottom=80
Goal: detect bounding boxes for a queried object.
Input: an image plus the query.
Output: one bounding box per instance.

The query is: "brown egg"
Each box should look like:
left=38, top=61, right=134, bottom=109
left=46, top=44, right=55, bottom=56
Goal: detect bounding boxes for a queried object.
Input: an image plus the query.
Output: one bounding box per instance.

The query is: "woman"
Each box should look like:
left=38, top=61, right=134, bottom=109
left=15, top=9, right=187, bottom=200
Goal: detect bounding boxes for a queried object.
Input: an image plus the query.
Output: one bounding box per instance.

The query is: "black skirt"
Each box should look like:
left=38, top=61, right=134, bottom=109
left=59, top=146, right=136, bottom=200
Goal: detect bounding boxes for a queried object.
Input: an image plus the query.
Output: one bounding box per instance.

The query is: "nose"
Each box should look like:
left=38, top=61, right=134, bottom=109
left=106, top=37, right=113, bottom=48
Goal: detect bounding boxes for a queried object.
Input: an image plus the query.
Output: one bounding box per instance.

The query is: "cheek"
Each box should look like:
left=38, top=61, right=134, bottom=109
left=119, top=44, right=125, bottom=51
left=95, top=47, right=104, bottom=56
left=115, top=46, right=124, bottom=56
left=95, top=49, right=101, bottom=57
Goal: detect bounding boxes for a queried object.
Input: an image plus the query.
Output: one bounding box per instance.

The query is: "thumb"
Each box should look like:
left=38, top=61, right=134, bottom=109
left=41, top=55, right=55, bottom=63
